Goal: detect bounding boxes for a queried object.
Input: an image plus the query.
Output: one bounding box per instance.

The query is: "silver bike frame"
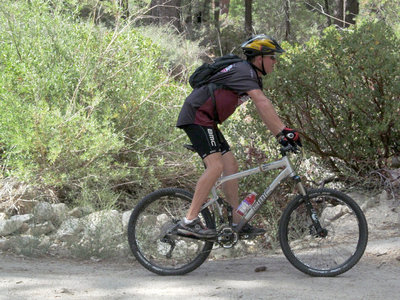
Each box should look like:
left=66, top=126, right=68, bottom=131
left=200, top=155, right=307, bottom=232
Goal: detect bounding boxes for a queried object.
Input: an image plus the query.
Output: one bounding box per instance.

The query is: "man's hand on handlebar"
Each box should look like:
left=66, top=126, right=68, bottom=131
left=276, top=127, right=302, bottom=148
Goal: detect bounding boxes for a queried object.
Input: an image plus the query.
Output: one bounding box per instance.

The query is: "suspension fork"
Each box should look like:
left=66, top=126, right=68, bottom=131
left=295, top=176, right=327, bottom=237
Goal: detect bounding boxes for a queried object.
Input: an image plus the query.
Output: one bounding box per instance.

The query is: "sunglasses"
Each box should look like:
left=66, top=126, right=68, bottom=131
left=265, top=55, right=277, bottom=61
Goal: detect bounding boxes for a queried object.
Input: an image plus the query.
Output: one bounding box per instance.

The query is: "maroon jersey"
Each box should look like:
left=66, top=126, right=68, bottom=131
left=177, top=61, right=262, bottom=128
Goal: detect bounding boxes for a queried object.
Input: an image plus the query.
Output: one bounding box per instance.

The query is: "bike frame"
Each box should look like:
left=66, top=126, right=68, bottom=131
left=200, top=154, right=308, bottom=232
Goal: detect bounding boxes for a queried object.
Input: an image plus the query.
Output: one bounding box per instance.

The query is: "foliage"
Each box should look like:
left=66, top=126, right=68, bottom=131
left=222, top=0, right=328, bottom=43
left=0, top=0, right=193, bottom=209
left=135, top=25, right=207, bottom=81
left=1, top=0, right=399, bottom=214
left=263, top=22, right=400, bottom=177
left=358, top=0, right=400, bottom=36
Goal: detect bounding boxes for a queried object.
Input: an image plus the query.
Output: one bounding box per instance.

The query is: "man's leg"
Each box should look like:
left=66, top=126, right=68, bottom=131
left=186, top=152, right=224, bottom=220
left=221, top=152, right=266, bottom=236
left=220, top=151, right=241, bottom=224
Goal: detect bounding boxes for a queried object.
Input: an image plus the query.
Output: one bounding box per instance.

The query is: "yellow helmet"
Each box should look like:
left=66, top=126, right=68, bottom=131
left=241, top=34, right=284, bottom=57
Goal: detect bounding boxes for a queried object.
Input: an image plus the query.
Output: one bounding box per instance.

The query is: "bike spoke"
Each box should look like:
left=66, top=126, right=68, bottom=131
left=128, top=188, right=214, bottom=275
left=280, top=189, right=368, bottom=276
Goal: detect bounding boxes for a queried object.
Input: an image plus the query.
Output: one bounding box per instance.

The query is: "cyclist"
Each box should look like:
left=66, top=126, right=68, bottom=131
left=176, top=34, right=302, bottom=238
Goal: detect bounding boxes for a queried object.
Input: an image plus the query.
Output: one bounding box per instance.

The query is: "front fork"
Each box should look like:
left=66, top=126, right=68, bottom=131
left=295, top=176, right=328, bottom=238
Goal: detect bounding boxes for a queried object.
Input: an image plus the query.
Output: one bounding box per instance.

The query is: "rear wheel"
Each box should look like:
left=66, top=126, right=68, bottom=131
left=127, top=188, right=215, bottom=275
left=279, top=188, right=368, bottom=277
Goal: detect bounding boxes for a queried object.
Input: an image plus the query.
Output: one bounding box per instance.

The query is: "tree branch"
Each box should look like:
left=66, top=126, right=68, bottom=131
left=304, top=1, right=353, bottom=27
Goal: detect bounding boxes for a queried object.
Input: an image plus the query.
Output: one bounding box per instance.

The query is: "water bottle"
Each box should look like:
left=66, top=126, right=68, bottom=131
left=236, top=192, right=257, bottom=216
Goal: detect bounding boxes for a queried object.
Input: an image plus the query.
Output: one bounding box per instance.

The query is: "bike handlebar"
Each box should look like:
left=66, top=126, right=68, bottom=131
left=280, top=144, right=300, bottom=156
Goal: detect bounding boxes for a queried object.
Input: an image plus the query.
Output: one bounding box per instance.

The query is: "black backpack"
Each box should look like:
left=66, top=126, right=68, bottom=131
left=188, top=54, right=243, bottom=123
left=189, top=54, right=243, bottom=89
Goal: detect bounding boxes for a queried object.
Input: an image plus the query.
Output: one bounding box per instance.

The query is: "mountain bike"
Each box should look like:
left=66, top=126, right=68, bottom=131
left=127, top=144, right=368, bottom=276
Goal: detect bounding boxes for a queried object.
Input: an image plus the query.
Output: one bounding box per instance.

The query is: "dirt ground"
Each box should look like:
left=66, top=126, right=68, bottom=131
left=0, top=236, right=399, bottom=300
left=1, top=191, right=400, bottom=300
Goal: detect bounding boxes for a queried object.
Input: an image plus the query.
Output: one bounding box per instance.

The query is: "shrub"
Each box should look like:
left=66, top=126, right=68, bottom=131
left=263, top=22, right=400, bottom=178
left=0, top=0, right=193, bottom=208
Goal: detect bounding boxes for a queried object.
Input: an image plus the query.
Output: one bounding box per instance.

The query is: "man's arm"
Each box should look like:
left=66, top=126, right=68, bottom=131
left=247, top=89, right=285, bottom=136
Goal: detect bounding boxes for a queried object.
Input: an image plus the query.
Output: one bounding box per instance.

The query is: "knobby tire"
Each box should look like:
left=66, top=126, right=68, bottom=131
left=127, top=188, right=215, bottom=275
left=279, top=188, right=368, bottom=277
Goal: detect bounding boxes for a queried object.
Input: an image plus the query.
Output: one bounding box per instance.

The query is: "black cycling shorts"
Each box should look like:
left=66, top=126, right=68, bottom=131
left=182, top=124, right=231, bottom=159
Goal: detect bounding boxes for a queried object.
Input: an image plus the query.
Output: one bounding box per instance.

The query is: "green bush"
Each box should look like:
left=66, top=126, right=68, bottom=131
left=0, top=0, right=193, bottom=208
left=264, top=22, right=400, bottom=177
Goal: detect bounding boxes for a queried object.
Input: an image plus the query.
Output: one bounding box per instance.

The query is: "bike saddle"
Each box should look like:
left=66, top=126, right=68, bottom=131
left=183, top=144, right=196, bottom=152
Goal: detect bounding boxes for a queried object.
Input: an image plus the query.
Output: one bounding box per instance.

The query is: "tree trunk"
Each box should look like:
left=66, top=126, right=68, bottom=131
left=283, top=0, right=291, bottom=40
left=148, top=0, right=182, bottom=30
left=333, top=0, right=359, bottom=28
left=214, top=0, right=221, bottom=33
left=325, top=0, right=331, bottom=26
left=345, top=0, right=359, bottom=24
left=203, top=0, right=211, bottom=24
left=244, top=0, right=253, bottom=37
left=221, top=0, right=230, bottom=15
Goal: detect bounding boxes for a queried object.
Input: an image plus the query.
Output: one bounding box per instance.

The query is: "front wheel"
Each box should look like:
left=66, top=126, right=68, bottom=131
left=127, top=188, right=215, bottom=275
left=279, top=188, right=368, bottom=277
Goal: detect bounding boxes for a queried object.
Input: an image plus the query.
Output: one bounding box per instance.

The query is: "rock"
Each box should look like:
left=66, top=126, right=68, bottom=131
left=58, top=210, right=123, bottom=259
left=115, top=242, right=130, bottom=257
left=68, top=207, right=82, bottom=218
left=211, top=242, right=246, bottom=260
left=38, top=235, right=51, bottom=249
left=7, top=235, right=41, bottom=255
left=0, top=218, right=24, bottom=236
left=51, top=203, right=68, bottom=226
left=56, top=218, right=84, bottom=243
left=81, top=210, right=123, bottom=246
left=60, top=288, right=74, bottom=295
left=254, top=266, right=267, bottom=272
left=19, top=223, right=30, bottom=234
left=68, top=206, right=94, bottom=218
left=0, top=213, right=7, bottom=221
left=0, top=238, right=9, bottom=250
left=82, top=210, right=121, bottom=233
left=33, top=202, right=53, bottom=223
left=28, top=221, right=56, bottom=236
left=10, top=214, right=33, bottom=223
left=122, top=210, right=132, bottom=231
left=321, top=205, right=349, bottom=223
left=361, top=198, right=378, bottom=211
left=156, top=214, right=169, bottom=226
left=379, top=190, right=389, bottom=202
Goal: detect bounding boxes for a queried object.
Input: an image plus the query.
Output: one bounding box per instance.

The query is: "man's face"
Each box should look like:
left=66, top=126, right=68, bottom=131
left=262, top=54, right=277, bottom=74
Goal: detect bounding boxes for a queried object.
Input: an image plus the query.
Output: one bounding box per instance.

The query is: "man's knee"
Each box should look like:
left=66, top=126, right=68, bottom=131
left=207, top=160, right=224, bottom=175
left=229, top=158, right=239, bottom=173
left=222, top=152, right=238, bottom=174
left=204, top=154, right=224, bottom=175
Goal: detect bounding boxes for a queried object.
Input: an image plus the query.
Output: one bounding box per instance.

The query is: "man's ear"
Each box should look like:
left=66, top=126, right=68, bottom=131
left=253, top=55, right=262, bottom=65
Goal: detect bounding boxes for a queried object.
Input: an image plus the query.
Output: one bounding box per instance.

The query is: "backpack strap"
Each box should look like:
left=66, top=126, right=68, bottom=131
left=207, top=83, right=220, bottom=125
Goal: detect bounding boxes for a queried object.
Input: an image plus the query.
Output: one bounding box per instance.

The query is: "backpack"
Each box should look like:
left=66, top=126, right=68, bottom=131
left=189, top=54, right=243, bottom=89
left=188, top=54, right=244, bottom=124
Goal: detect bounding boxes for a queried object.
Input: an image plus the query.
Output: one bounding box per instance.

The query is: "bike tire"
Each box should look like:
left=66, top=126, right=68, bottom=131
left=127, top=188, right=215, bottom=275
left=279, top=188, right=368, bottom=277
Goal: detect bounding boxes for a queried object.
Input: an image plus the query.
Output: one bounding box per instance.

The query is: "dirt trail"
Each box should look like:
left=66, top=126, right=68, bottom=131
left=1, top=237, right=399, bottom=300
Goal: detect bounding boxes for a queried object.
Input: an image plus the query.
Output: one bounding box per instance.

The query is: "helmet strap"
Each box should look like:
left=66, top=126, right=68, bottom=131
left=260, top=55, right=267, bottom=76
left=249, top=55, right=267, bottom=76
